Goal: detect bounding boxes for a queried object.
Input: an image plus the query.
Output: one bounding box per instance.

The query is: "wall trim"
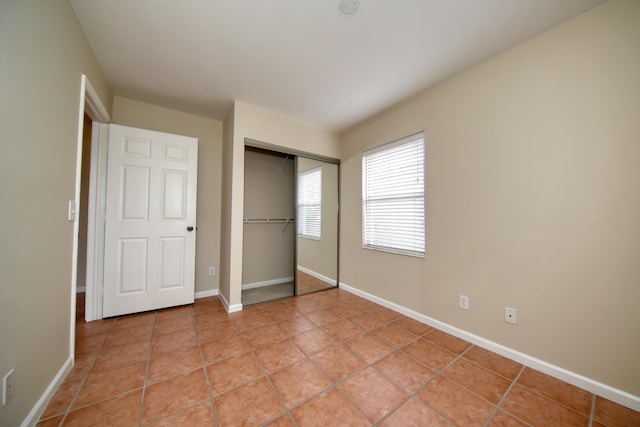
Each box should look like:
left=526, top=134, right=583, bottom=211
left=242, top=277, right=293, bottom=290
left=22, top=357, right=73, bottom=427
left=83, top=78, right=111, bottom=123
left=297, top=266, right=337, bottom=286
left=218, top=290, right=242, bottom=313
left=195, top=289, right=219, bottom=299
left=339, top=282, right=640, bottom=412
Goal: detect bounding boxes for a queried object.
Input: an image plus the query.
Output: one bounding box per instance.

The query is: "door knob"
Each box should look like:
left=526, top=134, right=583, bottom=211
left=187, top=226, right=194, bottom=232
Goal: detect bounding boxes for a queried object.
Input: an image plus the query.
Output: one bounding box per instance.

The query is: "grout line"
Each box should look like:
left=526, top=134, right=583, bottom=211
left=141, top=400, right=213, bottom=427
left=57, top=319, right=116, bottom=426
left=262, top=373, right=293, bottom=425
left=260, top=300, right=386, bottom=424
left=589, top=393, right=597, bottom=427
left=389, top=348, right=470, bottom=424
left=483, top=365, right=526, bottom=427
left=193, top=303, right=222, bottom=426
left=289, top=292, right=407, bottom=423
left=334, top=324, right=454, bottom=424
left=56, top=359, right=91, bottom=426
left=295, top=300, right=433, bottom=424
left=372, top=341, right=500, bottom=426
left=334, top=383, right=376, bottom=424
left=137, top=312, right=157, bottom=427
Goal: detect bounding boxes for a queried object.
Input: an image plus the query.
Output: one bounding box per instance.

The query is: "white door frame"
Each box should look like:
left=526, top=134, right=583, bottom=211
left=84, top=121, right=109, bottom=321
left=72, top=75, right=110, bottom=355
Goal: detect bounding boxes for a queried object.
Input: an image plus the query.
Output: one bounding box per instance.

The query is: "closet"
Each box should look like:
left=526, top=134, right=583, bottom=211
left=242, top=147, right=296, bottom=305
left=242, top=145, right=339, bottom=306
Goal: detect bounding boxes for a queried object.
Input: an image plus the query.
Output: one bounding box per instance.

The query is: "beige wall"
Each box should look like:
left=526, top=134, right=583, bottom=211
left=243, top=148, right=295, bottom=285
left=0, top=0, right=112, bottom=425
left=340, top=0, right=640, bottom=397
left=221, top=101, right=340, bottom=307
left=297, top=157, right=339, bottom=282
left=112, top=96, right=223, bottom=294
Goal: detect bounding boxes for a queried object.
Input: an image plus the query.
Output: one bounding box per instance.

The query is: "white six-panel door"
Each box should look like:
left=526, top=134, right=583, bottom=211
left=103, top=124, right=198, bottom=317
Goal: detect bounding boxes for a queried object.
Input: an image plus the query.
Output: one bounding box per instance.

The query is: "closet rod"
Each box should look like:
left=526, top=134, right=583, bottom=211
left=243, top=217, right=295, bottom=234
left=243, top=217, right=295, bottom=224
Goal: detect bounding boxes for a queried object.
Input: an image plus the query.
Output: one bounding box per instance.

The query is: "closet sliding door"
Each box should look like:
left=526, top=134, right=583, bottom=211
left=296, top=157, right=339, bottom=295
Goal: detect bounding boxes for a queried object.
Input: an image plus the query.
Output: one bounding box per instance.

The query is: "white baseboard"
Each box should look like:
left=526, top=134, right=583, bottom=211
left=297, top=266, right=337, bottom=286
left=218, top=290, right=242, bottom=313
left=242, top=276, right=293, bottom=290
left=76, top=286, right=86, bottom=293
left=339, top=282, right=640, bottom=412
left=22, top=356, right=74, bottom=427
left=195, top=289, right=218, bottom=299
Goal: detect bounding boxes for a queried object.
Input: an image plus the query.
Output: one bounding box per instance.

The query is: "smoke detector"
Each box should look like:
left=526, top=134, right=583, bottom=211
left=339, top=0, right=360, bottom=15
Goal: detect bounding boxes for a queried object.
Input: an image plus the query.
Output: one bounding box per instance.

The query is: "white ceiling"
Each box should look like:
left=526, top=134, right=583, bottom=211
left=71, top=0, right=607, bottom=132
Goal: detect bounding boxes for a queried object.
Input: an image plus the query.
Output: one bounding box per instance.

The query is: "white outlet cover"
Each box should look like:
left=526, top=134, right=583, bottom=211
left=2, top=369, right=15, bottom=406
left=459, top=295, right=469, bottom=310
left=505, top=307, right=517, bottom=324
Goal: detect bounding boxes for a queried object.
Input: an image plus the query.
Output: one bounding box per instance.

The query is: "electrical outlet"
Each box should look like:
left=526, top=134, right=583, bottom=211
left=459, top=295, right=469, bottom=310
left=505, top=307, right=517, bottom=324
left=2, top=369, right=15, bottom=405
left=208, top=266, right=216, bottom=276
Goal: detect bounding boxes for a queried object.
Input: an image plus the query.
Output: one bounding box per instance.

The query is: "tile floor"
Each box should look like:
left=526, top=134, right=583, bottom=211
left=38, top=289, right=640, bottom=426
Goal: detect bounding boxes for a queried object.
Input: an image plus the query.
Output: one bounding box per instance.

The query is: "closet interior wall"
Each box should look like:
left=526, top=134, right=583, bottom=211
left=242, top=146, right=295, bottom=305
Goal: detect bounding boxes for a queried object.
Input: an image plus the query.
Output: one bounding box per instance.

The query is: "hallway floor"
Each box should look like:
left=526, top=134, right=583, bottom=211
left=38, top=290, right=639, bottom=426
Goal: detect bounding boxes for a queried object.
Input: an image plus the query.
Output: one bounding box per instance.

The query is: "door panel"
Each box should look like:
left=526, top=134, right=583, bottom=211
left=103, top=124, right=198, bottom=317
left=122, top=166, right=150, bottom=219
left=119, top=238, right=148, bottom=294
left=160, top=237, right=184, bottom=288
left=162, top=170, right=186, bottom=219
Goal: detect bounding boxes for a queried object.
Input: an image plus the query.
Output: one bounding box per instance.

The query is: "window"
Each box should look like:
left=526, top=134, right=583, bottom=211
left=297, top=167, right=322, bottom=240
left=362, top=132, right=425, bottom=256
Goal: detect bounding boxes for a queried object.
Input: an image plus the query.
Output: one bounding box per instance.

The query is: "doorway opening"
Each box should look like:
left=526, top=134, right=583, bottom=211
left=70, top=74, right=110, bottom=363
left=75, top=113, right=93, bottom=320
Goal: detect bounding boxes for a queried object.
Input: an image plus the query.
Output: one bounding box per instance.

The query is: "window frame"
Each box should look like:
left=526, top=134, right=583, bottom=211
left=362, top=132, right=426, bottom=257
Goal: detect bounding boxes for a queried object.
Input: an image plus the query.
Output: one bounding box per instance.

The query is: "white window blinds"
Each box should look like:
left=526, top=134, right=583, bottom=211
left=362, top=133, right=425, bottom=256
left=297, top=167, right=322, bottom=239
